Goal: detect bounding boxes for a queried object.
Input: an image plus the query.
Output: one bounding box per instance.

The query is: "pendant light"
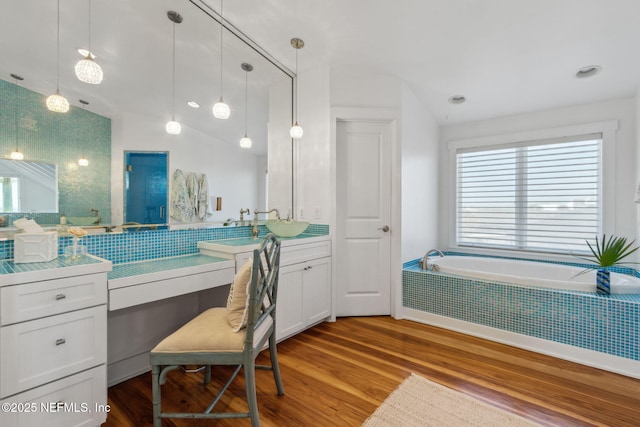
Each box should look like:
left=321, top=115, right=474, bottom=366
left=78, top=100, right=90, bottom=166
left=9, top=74, right=25, bottom=160
left=165, top=11, right=182, bottom=135
left=75, top=0, right=103, bottom=84
left=239, top=63, right=253, bottom=149
left=47, top=0, right=69, bottom=113
left=212, top=0, right=230, bottom=119
left=10, top=150, right=24, bottom=161
left=289, top=38, right=304, bottom=139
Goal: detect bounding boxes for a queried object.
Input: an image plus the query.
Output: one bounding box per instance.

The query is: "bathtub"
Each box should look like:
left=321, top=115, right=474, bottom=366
left=428, top=255, right=640, bottom=294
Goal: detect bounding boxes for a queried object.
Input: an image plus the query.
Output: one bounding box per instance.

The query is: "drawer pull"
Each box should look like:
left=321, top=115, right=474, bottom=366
left=55, top=293, right=66, bottom=300
left=304, top=266, right=313, bottom=271
left=55, top=338, right=66, bottom=346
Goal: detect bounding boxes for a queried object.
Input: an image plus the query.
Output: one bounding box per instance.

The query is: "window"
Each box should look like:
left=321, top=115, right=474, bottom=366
left=456, top=134, right=601, bottom=254
left=0, top=176, right=20, bottom=212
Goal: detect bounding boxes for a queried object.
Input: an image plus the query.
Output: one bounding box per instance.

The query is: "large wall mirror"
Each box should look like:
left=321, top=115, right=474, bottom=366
left=0, top=0, right=293, bottom=228
left=0, top=159, right=57, bottom=213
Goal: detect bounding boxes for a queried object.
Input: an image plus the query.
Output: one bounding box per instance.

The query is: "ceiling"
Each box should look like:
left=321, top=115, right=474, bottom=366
left=1, top=0, right=291, bottom=156
left=214, top=0, right=640, bottom=125
left=3, top=0, right=640, bottom=144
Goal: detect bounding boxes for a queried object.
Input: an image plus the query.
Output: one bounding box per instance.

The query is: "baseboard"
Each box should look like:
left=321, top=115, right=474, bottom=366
left=107, top=351, right=151, bottom=387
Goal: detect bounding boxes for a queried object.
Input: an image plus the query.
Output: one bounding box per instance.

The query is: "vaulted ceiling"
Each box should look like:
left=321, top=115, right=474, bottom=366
left=3, top=0, right=640, bottom=137
left=217, top=0, right=640, bottom=124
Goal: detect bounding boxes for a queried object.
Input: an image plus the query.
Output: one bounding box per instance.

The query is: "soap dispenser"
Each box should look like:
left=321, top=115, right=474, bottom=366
left=60, top=213, right=67, bottom=225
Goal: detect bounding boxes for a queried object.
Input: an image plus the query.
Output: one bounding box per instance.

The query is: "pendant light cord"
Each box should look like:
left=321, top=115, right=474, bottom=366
left=14, top=77, right=19, bottom=146
left=294, top=46, right=298, bottom=124
left=171, top=20, right=176, bottom=119
left=88, top=0, right=92, bottom=53
left=244, top=70, right=248, bottom=134
left=219, top=0, right=224, bottom=98
left=55, top=0, right=61, bottom=91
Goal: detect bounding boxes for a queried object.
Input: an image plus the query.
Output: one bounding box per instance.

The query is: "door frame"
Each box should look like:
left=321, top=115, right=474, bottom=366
left=330, top=107, right=402, bottom=320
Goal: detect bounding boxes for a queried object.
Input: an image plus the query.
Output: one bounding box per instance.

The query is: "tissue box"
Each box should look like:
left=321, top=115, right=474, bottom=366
left=14, top=231, right=59, bottom=263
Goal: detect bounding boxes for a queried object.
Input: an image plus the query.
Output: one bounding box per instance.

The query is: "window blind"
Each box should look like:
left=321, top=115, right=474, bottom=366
left=456, top=134, right=601, bottom=254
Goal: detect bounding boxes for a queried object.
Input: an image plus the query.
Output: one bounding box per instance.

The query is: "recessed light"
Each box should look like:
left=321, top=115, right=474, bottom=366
left=448, top=95, right=466, bottom=104
left=575, top=65, right=601, bottom=78
left=187, top=101, right=200, bottom=108
left=77, top=48, right=96, bottom=59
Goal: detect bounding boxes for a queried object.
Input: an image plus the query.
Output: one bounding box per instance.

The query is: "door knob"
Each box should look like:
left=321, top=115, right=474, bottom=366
left=378, top=225, right=390, bottom=232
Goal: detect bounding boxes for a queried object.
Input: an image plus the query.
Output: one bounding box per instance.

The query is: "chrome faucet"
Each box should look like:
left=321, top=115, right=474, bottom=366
left=252, top=208, right=280, bottom=238
left=419, top=249, right=444, bottom=271
left=90, top=208, right=101, bottom=225
left=239, top=208, right=250, bottom=226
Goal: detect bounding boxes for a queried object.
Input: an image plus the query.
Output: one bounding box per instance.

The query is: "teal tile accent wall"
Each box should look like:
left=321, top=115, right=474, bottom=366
left=0, top=223, right=329, bottom=264
left=403, top=257, right=640, bottom=361
left=0, top=79, right=111, bottom=224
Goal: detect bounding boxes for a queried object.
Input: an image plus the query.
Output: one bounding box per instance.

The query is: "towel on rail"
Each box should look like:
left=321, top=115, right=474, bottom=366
left=170, top=169, right=193, bottom=222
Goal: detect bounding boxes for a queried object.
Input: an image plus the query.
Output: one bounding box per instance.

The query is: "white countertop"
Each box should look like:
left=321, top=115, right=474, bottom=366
left=0, top=254, right=112, bottom=287
left=197, top=233, right=330, bottom=255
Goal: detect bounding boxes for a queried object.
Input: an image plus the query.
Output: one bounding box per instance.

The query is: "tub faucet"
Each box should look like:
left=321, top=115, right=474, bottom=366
left=420, top=249, right=444, bottom=271
left=252, top=208, right=280, bottom=238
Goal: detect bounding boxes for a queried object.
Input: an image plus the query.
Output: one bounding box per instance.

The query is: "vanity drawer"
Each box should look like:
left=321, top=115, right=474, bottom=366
left=0, top=365, right=107, bottom=427
left=0, top=305, right=107, bottom=398
left=234, top=240, right=331, bottom=270
left=1, top=273, right=107, bottom=325
left=280, top=240, right=331, bottom=267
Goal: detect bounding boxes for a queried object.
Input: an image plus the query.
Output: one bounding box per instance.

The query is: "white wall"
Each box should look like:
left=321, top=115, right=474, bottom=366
left=295, top=67, right=331, bottom=223
left=110, top=111, right=264, bottom=225
left=268, top=78, right=294, bottom=218
left=439, top=97, right=637, bottom=252
left=400, top=83, right=439, bottom=262
left=636, top=89, right=640, bottom=243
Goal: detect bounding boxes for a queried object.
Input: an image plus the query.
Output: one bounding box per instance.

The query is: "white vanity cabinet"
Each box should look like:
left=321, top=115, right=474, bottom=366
left=277, top=256, right=331, bottom=340
left=198, top=235, right=332, bottom=340
left=0, top=256, right=111, bottom=427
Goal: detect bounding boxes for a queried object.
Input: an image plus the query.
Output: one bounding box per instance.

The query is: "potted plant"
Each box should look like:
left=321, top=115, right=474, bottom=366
left=577, top=234, right=639, bottom=295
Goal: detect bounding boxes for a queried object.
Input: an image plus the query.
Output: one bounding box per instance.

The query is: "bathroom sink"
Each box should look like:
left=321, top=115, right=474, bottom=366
left=265, top=220, right=309, bottom=237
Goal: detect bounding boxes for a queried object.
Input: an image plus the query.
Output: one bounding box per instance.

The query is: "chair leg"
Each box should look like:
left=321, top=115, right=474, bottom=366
left=244, top=359, right=260, bottom=427
left=269, top=335, right=285, bottom=395
left=204, top=365, right=211, bottom=385
left=151, top=365, right=162, bottom=427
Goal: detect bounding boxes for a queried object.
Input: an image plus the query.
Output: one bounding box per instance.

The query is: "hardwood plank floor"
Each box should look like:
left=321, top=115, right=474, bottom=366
left=105, top=317, right=640, bottom=426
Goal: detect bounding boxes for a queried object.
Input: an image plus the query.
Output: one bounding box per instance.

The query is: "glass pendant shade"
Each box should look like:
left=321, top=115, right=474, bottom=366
left=78, top=156, right=89, bottom=166
left=10, top=149, right=24, bottom=160
left=166, top=120, right=181, bottom=135
left=239, top=135, right=252, bottom=149
left=46, top=90, right=70, bottom=113
left=75, top=56, right=103, bottom=84
left=290, top=122, right=304, bottom=139
left=213, top=98, right=230, bottom=119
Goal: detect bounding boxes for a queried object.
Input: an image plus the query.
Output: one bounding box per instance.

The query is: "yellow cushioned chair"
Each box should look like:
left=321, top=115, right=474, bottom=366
left=150, top=233, right=284, bottom=426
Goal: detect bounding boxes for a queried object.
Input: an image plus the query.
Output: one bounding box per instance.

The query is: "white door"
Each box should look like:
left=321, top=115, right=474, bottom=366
left=336, top=120, right=392, bottom=316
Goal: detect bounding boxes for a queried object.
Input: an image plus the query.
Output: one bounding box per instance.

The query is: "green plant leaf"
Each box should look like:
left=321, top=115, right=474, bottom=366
left=582, top=234, right=639, bottom=268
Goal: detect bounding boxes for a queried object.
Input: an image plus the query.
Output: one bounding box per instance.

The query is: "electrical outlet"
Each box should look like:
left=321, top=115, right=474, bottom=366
left=314, top=207, right=321, bottom=219
left=299, top=208, right=304, bottom=219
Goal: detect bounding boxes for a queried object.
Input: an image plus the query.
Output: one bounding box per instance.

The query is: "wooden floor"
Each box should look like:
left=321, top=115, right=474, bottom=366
left=105, top=316, right=640, bottom=426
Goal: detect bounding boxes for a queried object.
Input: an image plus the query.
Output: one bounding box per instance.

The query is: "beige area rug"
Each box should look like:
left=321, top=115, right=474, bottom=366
left=363, top=374, right=543, bottom=427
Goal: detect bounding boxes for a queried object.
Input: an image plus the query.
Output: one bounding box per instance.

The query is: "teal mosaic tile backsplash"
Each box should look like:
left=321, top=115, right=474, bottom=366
left=0, top=223, right=328, bottom=264
left=0, top=79, right=111, bottom=224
